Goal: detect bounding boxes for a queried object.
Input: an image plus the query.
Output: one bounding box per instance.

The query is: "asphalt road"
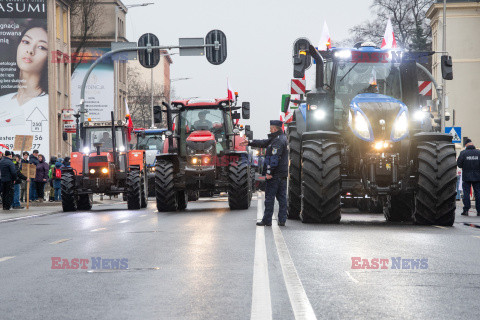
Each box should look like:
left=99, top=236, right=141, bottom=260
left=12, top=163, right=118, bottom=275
left=1, top=193, right=479, bottom=320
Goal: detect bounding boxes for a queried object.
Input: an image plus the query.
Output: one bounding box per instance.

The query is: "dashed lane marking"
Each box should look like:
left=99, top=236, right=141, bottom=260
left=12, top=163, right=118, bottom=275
left=433, top=225, right=447, bottom=229
left=119, top=220, right=130, bottom=224
left=251, top=193, right=272, bottom=320
left=0, top=256, right=15, bottom=262
left=271, top=204, right=317, bottom=319
left=50, top=239, right=71, bottom=245
left=91, top=228, right=107, bottom=232
left=345, top=271, right=360, bottom=284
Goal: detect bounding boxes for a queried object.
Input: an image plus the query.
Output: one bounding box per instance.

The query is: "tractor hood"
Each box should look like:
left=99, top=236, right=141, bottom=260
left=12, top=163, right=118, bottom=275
left=187, top=130, right=215, bottom=142
left=349, top=93, right=409, bottom=142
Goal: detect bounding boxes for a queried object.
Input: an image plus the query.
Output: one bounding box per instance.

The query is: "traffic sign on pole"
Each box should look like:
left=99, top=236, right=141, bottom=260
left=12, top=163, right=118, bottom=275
left=291, top=79, right=306, bottom=95
left=445, top=126, right=461, bottom=143
left=138, top=33, right=160, bottom=68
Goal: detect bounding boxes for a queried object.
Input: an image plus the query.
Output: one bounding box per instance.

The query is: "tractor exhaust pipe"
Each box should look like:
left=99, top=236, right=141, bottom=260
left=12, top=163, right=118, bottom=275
left=111, top=111, right=117, bottom=167
left=162, top=101, right=174, bottom=153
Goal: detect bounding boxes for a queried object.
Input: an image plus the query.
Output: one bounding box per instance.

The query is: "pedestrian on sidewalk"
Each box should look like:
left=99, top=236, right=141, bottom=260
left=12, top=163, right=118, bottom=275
left=457, top=139, right=480, bottom=216
left=241, top=120, right=288, bottom=226
left=20, top=152, right=29, bottom=202
left=47, top=156, right=57, bottom=202
left=53, top=159, right=63, bottom=201
left=0, top=151, right=18, bottom=210
left=29, top=150, right=39, bottom=201
left=12, top=154, right=27, bottom=209
left=34, top=154, right=49, bottom=203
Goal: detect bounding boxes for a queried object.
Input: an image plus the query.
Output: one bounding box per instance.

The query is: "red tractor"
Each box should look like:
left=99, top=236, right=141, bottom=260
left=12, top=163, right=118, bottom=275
left=61, top=114, right=148, bottom=211
left=154, top=98, right=253, bottom=211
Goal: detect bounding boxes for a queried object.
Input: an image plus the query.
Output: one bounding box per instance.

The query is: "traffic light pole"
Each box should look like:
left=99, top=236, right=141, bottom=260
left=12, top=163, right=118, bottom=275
left=79, top=43, right=217, bottom=124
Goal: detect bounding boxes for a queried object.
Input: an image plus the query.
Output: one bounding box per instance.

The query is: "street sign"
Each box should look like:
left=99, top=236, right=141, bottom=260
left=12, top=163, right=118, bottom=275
left=445, top=126, right=461, bottom=143
left=179, top=38, right=205, bottom=56
left=292, top=38, right=312, bottom=70
left=138, top=33, right=160, bottom=68
left=205, top=29, right=227, bottom=65
left=13, top=135, right=33, bottom=151
left=111, top=42, right=138, bottom=61
left=291, top=79, right=306, bottom=95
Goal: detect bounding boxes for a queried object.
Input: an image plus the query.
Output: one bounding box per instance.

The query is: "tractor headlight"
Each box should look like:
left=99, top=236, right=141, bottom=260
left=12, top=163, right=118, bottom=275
left=413, top=110, right=426, bottom=121
left=353, top=111, right=372, bottom=141
left=313, top=109, right=326, bottom=120
left=191, top=157, right=199, bottom=165
left=391, top=110, right=409, bottom=141
left=89, top=168, right=95, bottom=174
left=83, top=147, right=90, bottom=154
left=149, top=166, right=155, bottom=172
left=101, top=167, right=108, bottom=174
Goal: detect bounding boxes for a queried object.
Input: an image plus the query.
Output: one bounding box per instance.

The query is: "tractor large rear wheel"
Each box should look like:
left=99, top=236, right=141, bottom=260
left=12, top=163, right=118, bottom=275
left=287, top=123, right=301, bottom=219
left=126, top=170, right=142, bottom=210
left=300, top=136, right=342, bottom=223
left=140, top=175, right=148, bottom=208
left=155, top=160, right=177, bottom=212
left=414, top=140, right=457, bottom=226
left=61, top=171, right=77, bottom=212
left=77, top=194, right=92, bottom=211
left=228, top=156, right=251, bottom=210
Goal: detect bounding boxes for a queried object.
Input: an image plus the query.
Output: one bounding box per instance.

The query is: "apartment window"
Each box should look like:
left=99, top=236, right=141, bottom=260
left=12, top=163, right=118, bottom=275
left=63, top=10, right=68, bottom=43
left=56, top=5, right=61, bottom=39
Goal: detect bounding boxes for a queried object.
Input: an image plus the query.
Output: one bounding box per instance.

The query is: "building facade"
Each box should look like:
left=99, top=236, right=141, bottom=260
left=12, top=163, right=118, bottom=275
left=427, top=0, right=480, bottom=144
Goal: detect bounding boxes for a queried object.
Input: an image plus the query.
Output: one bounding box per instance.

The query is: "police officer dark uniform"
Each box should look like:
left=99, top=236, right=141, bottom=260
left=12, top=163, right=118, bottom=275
left=243, top=120, right=288, bottom=226
left=0, top=151, right=18, bottom=210
left=457, top=139, right=480, bottom=216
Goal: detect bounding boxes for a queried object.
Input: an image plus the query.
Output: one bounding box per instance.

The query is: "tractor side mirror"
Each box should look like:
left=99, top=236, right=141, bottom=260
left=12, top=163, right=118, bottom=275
left=245, top=125, right=251, bottom=131
left=242, top=102, right=250, bottom=119
left=232, top=112, right=241, bottom=120
left=246, top=130, right=253, bottom=141
left=281, top=94, right=291, bottom=113
left=153, top=105, right=162, bottom=124
left=441, top=55, right=453, bottom=80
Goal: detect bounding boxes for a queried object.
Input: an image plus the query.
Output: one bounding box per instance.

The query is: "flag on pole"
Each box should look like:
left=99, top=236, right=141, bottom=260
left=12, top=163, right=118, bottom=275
left=125, top=98, right=133, bottom=142
left=318, top=21, right=332, bottom=51
left=227, top=78, right=234, bottom=101
left=381, top=18, right=398, bottom=49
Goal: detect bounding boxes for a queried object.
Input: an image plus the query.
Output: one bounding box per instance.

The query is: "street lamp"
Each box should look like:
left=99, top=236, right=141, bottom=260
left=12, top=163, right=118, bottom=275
left=115, top=2, right=154, bottom=119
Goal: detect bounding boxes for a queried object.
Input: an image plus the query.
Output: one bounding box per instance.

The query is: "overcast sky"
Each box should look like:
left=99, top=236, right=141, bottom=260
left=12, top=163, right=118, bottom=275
left=123, top=0, right=374, bottom=138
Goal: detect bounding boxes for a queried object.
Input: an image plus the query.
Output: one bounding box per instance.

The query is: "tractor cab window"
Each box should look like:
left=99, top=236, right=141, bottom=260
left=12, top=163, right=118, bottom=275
left=334, top=62, right=402, bottom=108
left=84, top=127, right=126, bottom=153
left=136, top=134, right=164, bottom=151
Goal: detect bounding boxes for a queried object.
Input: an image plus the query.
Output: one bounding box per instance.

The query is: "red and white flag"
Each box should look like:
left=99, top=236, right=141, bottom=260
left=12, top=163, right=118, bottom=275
left=125, top=99, right=133, bottom=142
left=381, top=18, right=398, bottom=49
left=227, top=78, right=234, bottom=101
left=318, top=21, right=331, bottom=51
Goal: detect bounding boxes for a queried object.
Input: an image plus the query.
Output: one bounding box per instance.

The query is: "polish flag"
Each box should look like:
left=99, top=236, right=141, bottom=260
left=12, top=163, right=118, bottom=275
left=125, top=99, right=133, bottom=142
left=227, top=78, right=234, bottom=101
left=381, top=19, right=398, bottom=49
left=318, top=21, right=332, bottom=51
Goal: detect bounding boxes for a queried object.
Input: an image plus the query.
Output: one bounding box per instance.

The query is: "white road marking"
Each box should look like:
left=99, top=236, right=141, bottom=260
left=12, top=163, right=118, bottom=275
left=119, top=220, right=130, bottom=224
left=433, top=225, right=447, bottom=229
left=272, top=216, right=317, bottom=319
left=91, top=228, right=107, bottom=232
left=0, top=256, right=15, bottom=262
left=474, top=236, right=480, bottom=239
left=345, top=271, right=360, bottom=284
left=50, top=239, right=71, bottom=245
left=251, top=193, right=272, bottom=320
left=140, top=214, right=147, bottom=217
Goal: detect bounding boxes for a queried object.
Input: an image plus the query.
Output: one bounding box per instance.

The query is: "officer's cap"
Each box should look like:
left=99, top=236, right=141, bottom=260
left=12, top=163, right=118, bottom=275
left=270, top=120, right=283, bottom=127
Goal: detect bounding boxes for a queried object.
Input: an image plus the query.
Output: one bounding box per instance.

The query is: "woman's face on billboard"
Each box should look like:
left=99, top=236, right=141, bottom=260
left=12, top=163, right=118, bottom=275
left=16, top=27, right=48, bottom=75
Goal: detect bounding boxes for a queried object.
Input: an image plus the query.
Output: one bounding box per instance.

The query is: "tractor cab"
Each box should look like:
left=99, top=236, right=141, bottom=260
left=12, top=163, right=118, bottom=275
left=83, top=121, right=128, bottom=154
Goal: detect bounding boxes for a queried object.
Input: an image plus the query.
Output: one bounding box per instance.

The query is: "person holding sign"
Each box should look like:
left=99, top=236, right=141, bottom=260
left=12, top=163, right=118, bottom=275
left=0, top=151, right=18, bottom=210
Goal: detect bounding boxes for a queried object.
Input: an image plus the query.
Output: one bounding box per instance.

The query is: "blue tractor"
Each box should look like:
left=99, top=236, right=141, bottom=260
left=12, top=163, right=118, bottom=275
left=285, top=40, right=456, bottom=225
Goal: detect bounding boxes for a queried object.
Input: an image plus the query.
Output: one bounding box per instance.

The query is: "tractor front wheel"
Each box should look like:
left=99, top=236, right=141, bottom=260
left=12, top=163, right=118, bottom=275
left=126, top=169, right=142, bottom=210
left=61, top=170, right=77, bottom=212
left=155, top=160, right=177, bottom=212
left=228, top=156, right=251, bottom=210
left=77, top=194, right=92, bottom=211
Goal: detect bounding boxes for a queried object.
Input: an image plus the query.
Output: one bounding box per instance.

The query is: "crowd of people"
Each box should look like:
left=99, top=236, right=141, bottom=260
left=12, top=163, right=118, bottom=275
left=0, top=150, right=71, bottom=210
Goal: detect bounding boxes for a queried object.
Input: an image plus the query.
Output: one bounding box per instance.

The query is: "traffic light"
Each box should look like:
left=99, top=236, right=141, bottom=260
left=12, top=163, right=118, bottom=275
left=153, top=105, right=162, bottom=124
left=441, top=55, right=453, bottom=80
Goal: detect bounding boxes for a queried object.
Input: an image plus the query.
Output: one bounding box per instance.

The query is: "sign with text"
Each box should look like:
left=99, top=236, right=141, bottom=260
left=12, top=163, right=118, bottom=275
left=13, top=135, right=33, bottom=151
left=0, top=0, right=50, bottom=158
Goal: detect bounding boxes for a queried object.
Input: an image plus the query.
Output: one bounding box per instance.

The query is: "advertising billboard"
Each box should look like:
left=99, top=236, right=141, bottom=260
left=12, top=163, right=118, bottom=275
left=0, top=0, right=49, bottom=156
left=71, top=48, right=114, bottom=121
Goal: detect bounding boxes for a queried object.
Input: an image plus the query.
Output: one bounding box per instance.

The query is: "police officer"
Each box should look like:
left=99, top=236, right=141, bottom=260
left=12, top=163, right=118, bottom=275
left=0, top=151, right=18, bottom=210
left=241, top=120, right=288, bottom=226
left=457, top=139, right=480, bottom=216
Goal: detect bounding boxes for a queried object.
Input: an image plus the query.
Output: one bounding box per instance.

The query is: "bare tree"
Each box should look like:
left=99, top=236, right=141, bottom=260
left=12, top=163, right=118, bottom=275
left=70, top=0, right=103, bottom=74
left=127, top=66, right=169, bottom=128
left=345, top=0, right=434, bottom=51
